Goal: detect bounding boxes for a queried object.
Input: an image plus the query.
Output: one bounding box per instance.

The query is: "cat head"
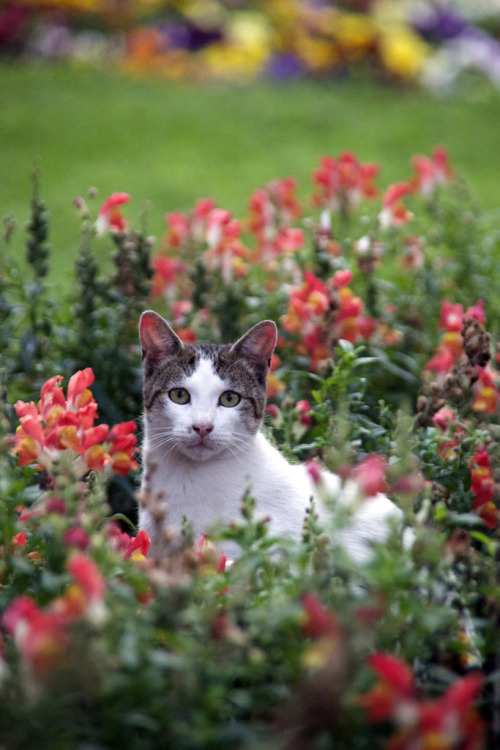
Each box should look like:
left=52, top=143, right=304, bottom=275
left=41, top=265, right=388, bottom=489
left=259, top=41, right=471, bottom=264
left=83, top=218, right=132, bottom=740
left=139, top=311, right=277, bottom=462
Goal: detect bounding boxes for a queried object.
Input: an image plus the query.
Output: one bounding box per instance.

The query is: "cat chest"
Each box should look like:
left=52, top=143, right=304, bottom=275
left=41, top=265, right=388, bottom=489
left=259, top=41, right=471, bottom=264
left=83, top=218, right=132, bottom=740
left=149, top=458, right=247, bottom=528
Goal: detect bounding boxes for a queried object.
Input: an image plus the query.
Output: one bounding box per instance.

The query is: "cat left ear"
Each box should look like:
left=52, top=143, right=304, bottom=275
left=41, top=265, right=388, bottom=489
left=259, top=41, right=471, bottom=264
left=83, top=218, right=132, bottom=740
left=139, top=310, right=184, bottom=365
left=232, top=320, right=277, bottom=367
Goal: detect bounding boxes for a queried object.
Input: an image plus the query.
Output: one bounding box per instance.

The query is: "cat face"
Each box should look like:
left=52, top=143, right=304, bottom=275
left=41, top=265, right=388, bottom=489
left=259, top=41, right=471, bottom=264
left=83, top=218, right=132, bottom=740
left=139, top=311, right=277, bottom=462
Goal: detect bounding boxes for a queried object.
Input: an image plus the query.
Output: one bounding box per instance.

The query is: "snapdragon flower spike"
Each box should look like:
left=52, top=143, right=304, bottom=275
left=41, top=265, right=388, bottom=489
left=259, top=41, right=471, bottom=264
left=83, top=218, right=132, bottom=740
left=12, top=368, right=138, bottom=477
left=362, top=652, right=485, bottom=750
left=469, top=447, right=498, bottom=529
left=379, top=182, right=413, bottom=228
left=472, top=366, right=499, bottom=416
left=247, top=177, right=303, bottom=261
left=3, top=595, right=69, bottom=681
left=424, top=299, right=487, bottom=375
left=411, top=145, right=453, bottom=197
left=95, top=192, right=130, bottom=236
left=203, top=209, right=249, bottom=283
left=312, top=151, right=379, bottom=213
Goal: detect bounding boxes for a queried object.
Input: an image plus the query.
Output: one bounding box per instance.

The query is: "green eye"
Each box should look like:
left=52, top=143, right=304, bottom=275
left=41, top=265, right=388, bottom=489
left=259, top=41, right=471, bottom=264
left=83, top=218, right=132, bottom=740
left=169, top=388, right=191, bottom=405
left=219, top=390, right=241, bottom=408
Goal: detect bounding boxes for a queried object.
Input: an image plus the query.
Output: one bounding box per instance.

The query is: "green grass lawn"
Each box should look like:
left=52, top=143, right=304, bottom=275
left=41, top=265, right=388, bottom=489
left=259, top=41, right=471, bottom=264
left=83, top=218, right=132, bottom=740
left=2, top=61, right=500, bottom=283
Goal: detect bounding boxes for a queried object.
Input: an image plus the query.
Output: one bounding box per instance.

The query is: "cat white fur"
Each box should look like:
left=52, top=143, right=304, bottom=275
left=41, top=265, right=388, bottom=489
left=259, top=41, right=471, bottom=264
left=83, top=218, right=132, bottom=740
left=139, top=315, right=404, bottom=563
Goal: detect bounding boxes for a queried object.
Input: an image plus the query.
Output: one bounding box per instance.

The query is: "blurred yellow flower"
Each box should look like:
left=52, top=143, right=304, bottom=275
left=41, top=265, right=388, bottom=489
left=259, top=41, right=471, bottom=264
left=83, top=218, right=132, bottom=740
left=379, top=26, right=429, bottom=80
left=334, top=13, right=377, bottom=62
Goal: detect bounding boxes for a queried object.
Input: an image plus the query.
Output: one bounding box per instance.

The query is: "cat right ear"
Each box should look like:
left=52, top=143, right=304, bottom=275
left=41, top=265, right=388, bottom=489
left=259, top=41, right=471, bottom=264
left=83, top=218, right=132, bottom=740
left=139, top=311, right=183, bottom=366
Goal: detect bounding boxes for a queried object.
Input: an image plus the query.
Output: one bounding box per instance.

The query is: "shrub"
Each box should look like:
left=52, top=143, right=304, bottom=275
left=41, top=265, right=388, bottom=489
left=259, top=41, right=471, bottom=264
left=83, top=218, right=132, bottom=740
left=1, top=148, right=500, bottom=748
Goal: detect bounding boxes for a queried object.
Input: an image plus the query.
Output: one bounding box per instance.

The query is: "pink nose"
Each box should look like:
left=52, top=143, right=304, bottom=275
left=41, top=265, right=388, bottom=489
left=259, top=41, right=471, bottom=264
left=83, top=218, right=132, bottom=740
left=192, top=424, right=213, bottom=439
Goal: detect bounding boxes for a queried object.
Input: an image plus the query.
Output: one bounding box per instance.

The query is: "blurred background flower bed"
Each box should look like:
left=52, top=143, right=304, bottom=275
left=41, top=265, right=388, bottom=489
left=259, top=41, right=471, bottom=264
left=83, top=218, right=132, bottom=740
left=3, top=0, right=500, bottom=92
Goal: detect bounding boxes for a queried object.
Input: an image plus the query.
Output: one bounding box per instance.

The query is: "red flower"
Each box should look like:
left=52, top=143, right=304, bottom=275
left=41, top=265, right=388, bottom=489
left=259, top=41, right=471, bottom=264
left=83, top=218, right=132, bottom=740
left=351, top=454, right=388, bottom=497
left=12, top=370, right=138, bottom=478
left=124, top=530, right=151, bottom=561
left=411, top=145, right=453, bottom=197
left=362, top=652, right=485, bottom=750
left=248, top=177, right=302, bottom=261
left=302, top=594, right=341, bottom=639
left=63, top=527, right=90, bottom=551
left=312, top=152, right=379, bottom=213
left=3, top=596, right=68, bottom=681
left=468, top=447, right=498, bottom=528
left=195, top=534, right=228, bottom=575
left=295, top=400, right=312, bottom=427
left=472, top=366, right=499, bottom=415
left=379, top=183, right=413, bottom=228
left=96, top=192, right=130, bottom=235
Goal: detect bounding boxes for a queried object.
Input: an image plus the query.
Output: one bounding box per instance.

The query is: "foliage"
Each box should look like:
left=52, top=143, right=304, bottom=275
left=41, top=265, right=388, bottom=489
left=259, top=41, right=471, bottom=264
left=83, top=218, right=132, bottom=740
left=2, top=147, right=500, bottom=747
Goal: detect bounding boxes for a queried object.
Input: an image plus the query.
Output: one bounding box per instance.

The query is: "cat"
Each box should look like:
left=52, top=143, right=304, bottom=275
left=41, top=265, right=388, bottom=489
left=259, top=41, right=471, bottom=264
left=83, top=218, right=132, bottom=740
left=138, top=310, right=405, bottom=563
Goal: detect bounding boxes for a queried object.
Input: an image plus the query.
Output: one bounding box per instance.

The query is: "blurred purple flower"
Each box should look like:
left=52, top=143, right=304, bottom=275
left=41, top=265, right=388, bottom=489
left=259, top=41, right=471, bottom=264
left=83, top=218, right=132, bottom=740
left=413, top=8, right=468, bottom=43
left=267, top=54, right=305, bottom=80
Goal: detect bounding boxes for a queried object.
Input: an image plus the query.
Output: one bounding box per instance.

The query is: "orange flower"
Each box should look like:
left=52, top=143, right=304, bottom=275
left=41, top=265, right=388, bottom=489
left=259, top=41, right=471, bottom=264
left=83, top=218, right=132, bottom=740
left=95, top=192, right=130, bottom=235
left=312, top=152, right=379, bottom=213
left=12, top=369, right=138, bottom=478
left=379, top=182, right=413, bottom=228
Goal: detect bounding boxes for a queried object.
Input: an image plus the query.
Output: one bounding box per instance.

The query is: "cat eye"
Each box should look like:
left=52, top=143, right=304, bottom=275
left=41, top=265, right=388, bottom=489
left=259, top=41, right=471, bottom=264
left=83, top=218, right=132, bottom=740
left=169, top=388, right=191, bottom=405
left=219, top=390, right=241, bottom=408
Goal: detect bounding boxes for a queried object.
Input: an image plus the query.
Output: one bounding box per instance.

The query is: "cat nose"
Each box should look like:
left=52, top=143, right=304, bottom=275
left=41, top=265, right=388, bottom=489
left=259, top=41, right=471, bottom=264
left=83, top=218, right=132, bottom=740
left=192, top=423, right=214, bottom=439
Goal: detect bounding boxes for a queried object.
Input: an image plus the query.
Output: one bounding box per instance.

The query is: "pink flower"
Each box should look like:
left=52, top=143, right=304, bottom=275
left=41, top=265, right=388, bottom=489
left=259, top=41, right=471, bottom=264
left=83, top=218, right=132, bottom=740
left=312, top=152, right=379, bottom=213
left=411, top=145, right=453, bottom=197
left=351, top=454, right=388, bottom=497
left=3, top=596, right=68, bottom=681
left=248, top=177, right=302, bottom=261
left=379, top=183, right=413, bottom=228
left=331, top=269, right=353, bottom=288
left=63, top=527, right=90, bottom=551
left=95, top=192, right=130, bottom=235
left=295, top=400, right=312, bottom=427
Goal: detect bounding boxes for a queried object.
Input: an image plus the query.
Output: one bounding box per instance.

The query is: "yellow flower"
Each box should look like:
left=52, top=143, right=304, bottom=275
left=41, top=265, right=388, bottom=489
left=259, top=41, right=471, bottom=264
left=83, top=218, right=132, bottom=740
left=334, top=13, right=377, bottom=61
left=379, top=26, right=429, bottom=80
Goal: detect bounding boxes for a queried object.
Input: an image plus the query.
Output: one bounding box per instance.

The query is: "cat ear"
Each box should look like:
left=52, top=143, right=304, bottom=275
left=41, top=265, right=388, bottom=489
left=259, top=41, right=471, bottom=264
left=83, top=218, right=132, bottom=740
left=232, top=320, right=277, bottom=367
left=139, top=311, right=183, bottom=365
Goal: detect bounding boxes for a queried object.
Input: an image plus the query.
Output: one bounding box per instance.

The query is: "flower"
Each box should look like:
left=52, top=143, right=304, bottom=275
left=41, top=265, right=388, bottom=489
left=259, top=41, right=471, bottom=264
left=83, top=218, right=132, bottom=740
left=95, top=192, right=130, bottom=235
left=295, top=399, right=312, bottom=427
left=150, top=255, right=186, bottom=298
left=302, top=593, right=340, bottom=640
left=63, top=552, right=108, bottom=624
left=312, top=151, right=379, bottom=214
left=124, top=530, right=151, bottom=562
left=248, top=177, right=303, bottom=261
left=12, top=369, right=138, bottom=478
left=203, top=208, right=249, bottom=283
left=351, top=454, right=388, bottom=497
left=3, top=596, right=69, bottom=681
left=361, top=652, right=485, bottom=750
left=469, top=447, right=498, bottom=529
left=472, top=366, right=499, bottom=416
left=379, top=182, right=413, bottom=228
left=195, top=534, right=228, bottom=576
left=411, top=145, right=453, bottom=196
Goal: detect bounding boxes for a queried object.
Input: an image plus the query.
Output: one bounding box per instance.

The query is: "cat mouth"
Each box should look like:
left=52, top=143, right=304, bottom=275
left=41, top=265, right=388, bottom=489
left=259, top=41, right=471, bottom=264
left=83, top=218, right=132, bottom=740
left=182, top=437, right=221, bottom=461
